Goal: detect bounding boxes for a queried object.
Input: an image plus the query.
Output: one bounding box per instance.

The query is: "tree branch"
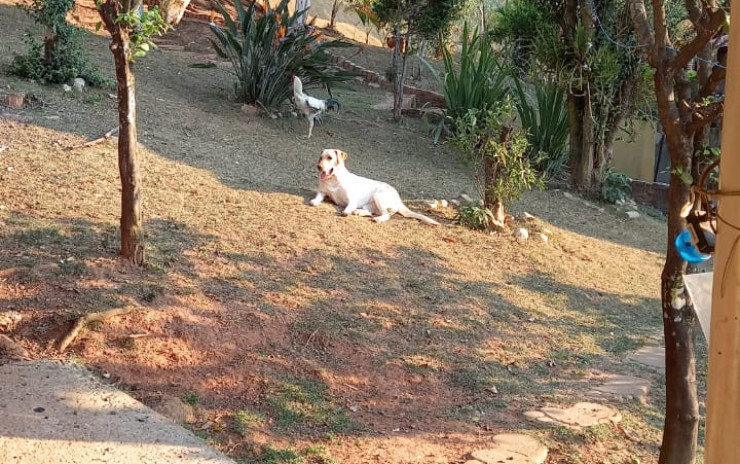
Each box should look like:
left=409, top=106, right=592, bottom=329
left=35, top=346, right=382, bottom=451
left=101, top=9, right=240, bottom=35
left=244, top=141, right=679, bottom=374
left=629, top=0, right=657, bottom=66
left=686, top=98, right=724, bottom=134
left=671, top=6, right=726, bottom=72
left=699, top=64, right=726, bottom=98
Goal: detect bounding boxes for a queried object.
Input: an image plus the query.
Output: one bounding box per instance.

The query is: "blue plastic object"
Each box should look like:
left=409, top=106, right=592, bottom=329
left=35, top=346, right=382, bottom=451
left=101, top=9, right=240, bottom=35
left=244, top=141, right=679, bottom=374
left=675, top=229, right=712, bottom=264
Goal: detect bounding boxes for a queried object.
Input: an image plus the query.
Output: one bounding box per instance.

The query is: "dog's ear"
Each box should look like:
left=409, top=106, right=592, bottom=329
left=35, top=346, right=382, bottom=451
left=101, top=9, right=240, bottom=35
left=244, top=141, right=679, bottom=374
left=337, top=150, right=348, bottom=162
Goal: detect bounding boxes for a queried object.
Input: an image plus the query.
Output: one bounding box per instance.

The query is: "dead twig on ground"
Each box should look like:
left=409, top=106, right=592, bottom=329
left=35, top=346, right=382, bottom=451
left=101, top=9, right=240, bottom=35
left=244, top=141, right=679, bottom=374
left=68, top=127, right=119, bottom=150
left=58, top=306, right=135, bottom=352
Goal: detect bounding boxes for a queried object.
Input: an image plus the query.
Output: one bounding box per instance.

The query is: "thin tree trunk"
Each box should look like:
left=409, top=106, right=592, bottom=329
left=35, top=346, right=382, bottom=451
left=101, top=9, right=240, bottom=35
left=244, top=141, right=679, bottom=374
left=656, top=77, right=699, bottom=464
left=392, top=19, right=404, bottom=121
left=329, top=0, right=339, bottom=29
left=483, top=126, right=513, bottom=230
left=100, top=2, right=145, bottom=266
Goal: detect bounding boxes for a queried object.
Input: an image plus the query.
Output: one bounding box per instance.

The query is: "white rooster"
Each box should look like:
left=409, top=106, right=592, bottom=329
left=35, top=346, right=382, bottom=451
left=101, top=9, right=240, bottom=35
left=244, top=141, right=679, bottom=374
left=292, top=75, right=341, bottom=138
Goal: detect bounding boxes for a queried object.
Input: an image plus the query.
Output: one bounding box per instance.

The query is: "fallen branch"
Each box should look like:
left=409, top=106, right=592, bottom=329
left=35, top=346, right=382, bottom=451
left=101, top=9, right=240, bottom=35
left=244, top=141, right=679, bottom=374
left=68, top=127, right=119, bottom=150
left=58, top=306, right=134, bottom=352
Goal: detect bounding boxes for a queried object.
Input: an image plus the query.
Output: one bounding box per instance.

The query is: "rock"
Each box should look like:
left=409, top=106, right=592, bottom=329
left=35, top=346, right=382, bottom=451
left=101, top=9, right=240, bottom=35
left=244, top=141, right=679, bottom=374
left=450, top=199, right=460, bottom=207
left=523, top=410, right=546, bottom=420
left=3, top=93, right=25, bottom=108
left=539, top=402, right=621, bottom=428
left=425, top=200, right=439, bottom=209
left=522, top=212, right=535, bottom=220
left=626, top=211, right=640, bottom=219
left=593, top=374, right=651, bottom=403
left=460, top=193, right=474, bottom=203
left=0, top=334, right=29, bottom=359
left=150, top=395, right=196, bottom=424
left=515, top=228, right=529, bottom=241
left=470, top=434, right=548, bottom=464
left=563, top=192, right=576, bottom=200
left=63, top=84, right=72, bottom=92
left=269, top=113, right=278, bottom=120
left=535, top=233, right=549, bottom=243
left=439, top=199, right=449, bottom=208
left=73, top=78, right=86, bottom=92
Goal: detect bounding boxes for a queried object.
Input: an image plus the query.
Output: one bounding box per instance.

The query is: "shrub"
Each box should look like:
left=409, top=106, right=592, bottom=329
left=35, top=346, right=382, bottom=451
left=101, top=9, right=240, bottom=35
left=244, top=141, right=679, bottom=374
left=209, top=0, right=357, bottom=109
left=10, top=0, right=109, bottom=86
left=513, top=78, right=569, bottom=180
left=457, top=205, right=494, bottom=231
left=601, top=168, right=632, bottom=204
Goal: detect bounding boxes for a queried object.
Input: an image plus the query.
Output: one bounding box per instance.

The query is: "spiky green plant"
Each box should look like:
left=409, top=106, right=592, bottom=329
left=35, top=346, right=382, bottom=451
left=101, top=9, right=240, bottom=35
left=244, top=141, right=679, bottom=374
left=513, top=78, right=569, bottom=180
left=209, top=0, right=357, bottom=109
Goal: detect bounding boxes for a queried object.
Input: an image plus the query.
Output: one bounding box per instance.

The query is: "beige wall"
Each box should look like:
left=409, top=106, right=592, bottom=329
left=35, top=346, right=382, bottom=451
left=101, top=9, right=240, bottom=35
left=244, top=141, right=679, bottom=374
left=611, top=120, right=656, bottom=182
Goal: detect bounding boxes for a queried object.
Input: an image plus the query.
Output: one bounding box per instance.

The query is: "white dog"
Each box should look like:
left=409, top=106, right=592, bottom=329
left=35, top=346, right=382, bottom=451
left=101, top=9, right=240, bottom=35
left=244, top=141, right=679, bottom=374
left=309, top=149, right=439, bottom=226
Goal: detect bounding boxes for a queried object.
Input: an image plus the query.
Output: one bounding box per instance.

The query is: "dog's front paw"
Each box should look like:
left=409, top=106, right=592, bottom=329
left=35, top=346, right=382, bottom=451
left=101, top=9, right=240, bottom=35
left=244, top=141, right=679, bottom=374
left=341, top=209, right=353, bottom=216
left=309, top=198, right=322, bottom=207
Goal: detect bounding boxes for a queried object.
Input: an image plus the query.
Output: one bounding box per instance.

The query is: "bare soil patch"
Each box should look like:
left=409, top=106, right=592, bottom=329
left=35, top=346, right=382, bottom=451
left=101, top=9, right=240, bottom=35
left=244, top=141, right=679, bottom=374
left=0, top=2, right=696, bottom=464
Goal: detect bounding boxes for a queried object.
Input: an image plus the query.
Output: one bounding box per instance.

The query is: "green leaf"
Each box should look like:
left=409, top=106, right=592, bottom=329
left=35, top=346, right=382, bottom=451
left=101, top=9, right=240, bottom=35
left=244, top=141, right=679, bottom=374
left=95, top=21, right=103, bottom=31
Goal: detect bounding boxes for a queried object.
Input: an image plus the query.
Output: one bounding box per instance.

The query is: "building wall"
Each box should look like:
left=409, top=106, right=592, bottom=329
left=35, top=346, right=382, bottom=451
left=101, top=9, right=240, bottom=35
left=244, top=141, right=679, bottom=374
left=611, top=120, right=657, bottom=182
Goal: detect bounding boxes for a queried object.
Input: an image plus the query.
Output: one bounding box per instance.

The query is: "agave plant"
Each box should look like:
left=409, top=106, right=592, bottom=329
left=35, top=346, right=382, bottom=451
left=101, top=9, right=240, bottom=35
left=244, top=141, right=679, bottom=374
left=209, top=0, right=357, bottom=109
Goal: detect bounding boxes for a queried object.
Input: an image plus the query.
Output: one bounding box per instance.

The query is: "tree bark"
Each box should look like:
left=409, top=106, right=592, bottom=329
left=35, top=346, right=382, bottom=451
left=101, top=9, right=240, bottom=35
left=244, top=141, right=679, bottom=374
left=329, top=0, right=339, bottom=28
left=295, top=0, right=311, bottom=25
left=99, top=1, right=145, bottom=266
left=392, top=19, right=404, bottom=121
left=656, top=72, right=700, bottom=464
left=567, top=91, right=594, bottom=192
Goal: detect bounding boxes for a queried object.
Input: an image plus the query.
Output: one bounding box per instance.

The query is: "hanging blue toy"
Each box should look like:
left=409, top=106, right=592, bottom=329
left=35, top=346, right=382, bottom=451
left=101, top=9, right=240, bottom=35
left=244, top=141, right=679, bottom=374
left=675, top=229, right=712, bottom=263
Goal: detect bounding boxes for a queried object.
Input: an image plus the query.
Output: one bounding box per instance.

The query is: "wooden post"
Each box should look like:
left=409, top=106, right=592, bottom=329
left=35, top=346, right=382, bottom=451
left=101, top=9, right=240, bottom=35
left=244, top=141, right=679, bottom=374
left=705, top=25, right=740, bottom=464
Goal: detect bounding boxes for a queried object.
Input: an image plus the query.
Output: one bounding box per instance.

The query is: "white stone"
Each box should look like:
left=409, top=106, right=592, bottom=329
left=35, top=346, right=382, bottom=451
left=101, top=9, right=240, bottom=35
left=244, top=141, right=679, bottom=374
left=515, top=228, right=529, bottom=241
left=470, top=434, right=548, bottom=464
left=425, top=200, right=439, bottom=209
left=563, top=192, right=576, bottom=200
left=450, top=199, right=461, bottom=206
left=522, top=212, right=535, bottom=220
left=73, top=78, right=86, bottom=92
left=460, top=193, right=474, bottom=203
left=535, top=233, right=549, bottom=243
left=439, top=199, right=448, bottom=208
left=63, top=84, right=72, bottom=92
left=626, top=211, right=640, bottom=219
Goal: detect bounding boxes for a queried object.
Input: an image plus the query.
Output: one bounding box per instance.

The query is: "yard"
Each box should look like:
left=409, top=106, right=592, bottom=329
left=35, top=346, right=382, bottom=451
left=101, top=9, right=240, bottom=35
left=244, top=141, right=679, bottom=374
left=0, top=1, right=703, bottom=463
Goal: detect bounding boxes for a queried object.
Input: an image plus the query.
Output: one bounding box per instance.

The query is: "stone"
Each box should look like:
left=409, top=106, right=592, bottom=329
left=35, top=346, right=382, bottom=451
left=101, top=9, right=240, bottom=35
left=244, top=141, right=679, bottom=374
left=523, top=410, right=545, bottom=420
left=425, top=200, right=439, bottom=209
left=593, top=374, right=650, bottom=403
left=62, top=84, right=72, bottom=92
left=3, top=93, right=25, bottom=108
left=522, top=212, right=535, bottom=220
left=515, top=228, right=529, bottom=241
left=539, top=402, right=621, bottom=428
left=73, top=78, right=86, bottom=92
left=151, top=395, right=197, bottom=424
left=535, top=233, right=549, bottom=243
left=627, top=345, right=665, bottom=373
left=563, top=192, right=576, bottom=200
left=439, top=199, right=449, bottom=208
left=460, top=193, right=474, bottom=203
left=470, top=433, right=548, bottom=464
left=626, top=211, right=640, bottom=219
left=450, top=199, right=461, bottom=207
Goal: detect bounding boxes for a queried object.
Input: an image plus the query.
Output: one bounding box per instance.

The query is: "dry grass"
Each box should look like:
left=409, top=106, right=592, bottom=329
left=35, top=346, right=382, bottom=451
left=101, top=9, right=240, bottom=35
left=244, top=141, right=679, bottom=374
left=0, top=2, right=701, bottom=463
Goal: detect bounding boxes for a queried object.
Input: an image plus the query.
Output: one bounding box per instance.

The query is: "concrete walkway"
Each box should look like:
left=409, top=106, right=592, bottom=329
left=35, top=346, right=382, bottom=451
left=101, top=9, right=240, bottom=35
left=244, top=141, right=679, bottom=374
left=0, top=360, right=236, bottom=464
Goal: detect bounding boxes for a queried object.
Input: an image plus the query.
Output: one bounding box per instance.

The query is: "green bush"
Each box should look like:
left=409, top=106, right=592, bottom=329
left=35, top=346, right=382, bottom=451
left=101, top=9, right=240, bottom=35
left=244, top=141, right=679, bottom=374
left=457, top=205, right=494, bottom=231
left=601, top=168, right=632, bottom=204
left=513, top=79, right=569, bottom=180
left=10, top=0, right=108, bottom=86
left=209, top=0, right=356, bottom=109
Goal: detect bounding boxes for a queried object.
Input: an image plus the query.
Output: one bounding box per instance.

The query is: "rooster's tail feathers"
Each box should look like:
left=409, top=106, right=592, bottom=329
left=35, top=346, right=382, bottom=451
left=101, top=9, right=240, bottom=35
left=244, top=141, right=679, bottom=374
left=324, top=98, right=341, bottom=113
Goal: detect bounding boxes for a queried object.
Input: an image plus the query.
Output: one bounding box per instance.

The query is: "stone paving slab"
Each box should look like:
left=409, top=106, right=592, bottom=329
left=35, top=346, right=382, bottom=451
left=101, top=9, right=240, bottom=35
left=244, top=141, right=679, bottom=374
left=627, top=345, right=665, bottom=373
left=0, top=360, right=236, bottom=464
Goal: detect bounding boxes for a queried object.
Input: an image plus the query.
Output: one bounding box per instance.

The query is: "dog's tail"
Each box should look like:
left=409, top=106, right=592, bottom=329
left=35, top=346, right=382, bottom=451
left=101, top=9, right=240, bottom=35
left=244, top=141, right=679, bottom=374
left=398, top=207, right=440, bottom=226
left=324, top=98, right=341, bottom=113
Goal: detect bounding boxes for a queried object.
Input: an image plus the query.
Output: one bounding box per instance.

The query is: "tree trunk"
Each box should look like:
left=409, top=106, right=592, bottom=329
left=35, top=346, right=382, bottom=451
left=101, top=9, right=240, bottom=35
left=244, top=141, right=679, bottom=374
left=483, top=126, right=512, bottom=230
left=329, top=0, right=339, bottom=29
left=295, top=0, right=311, bottom=25
left=567, top=91, right=594, bottom=192
left=656, top=77, right=699, bottom=464
left=392, top=19, right=404, bottom=121
left=99, top=2, right=145, bottom=266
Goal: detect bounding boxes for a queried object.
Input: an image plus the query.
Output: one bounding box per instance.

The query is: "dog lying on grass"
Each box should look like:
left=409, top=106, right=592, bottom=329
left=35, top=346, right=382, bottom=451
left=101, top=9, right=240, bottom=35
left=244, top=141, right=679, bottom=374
left=309, top=149, right=439, bottom=226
